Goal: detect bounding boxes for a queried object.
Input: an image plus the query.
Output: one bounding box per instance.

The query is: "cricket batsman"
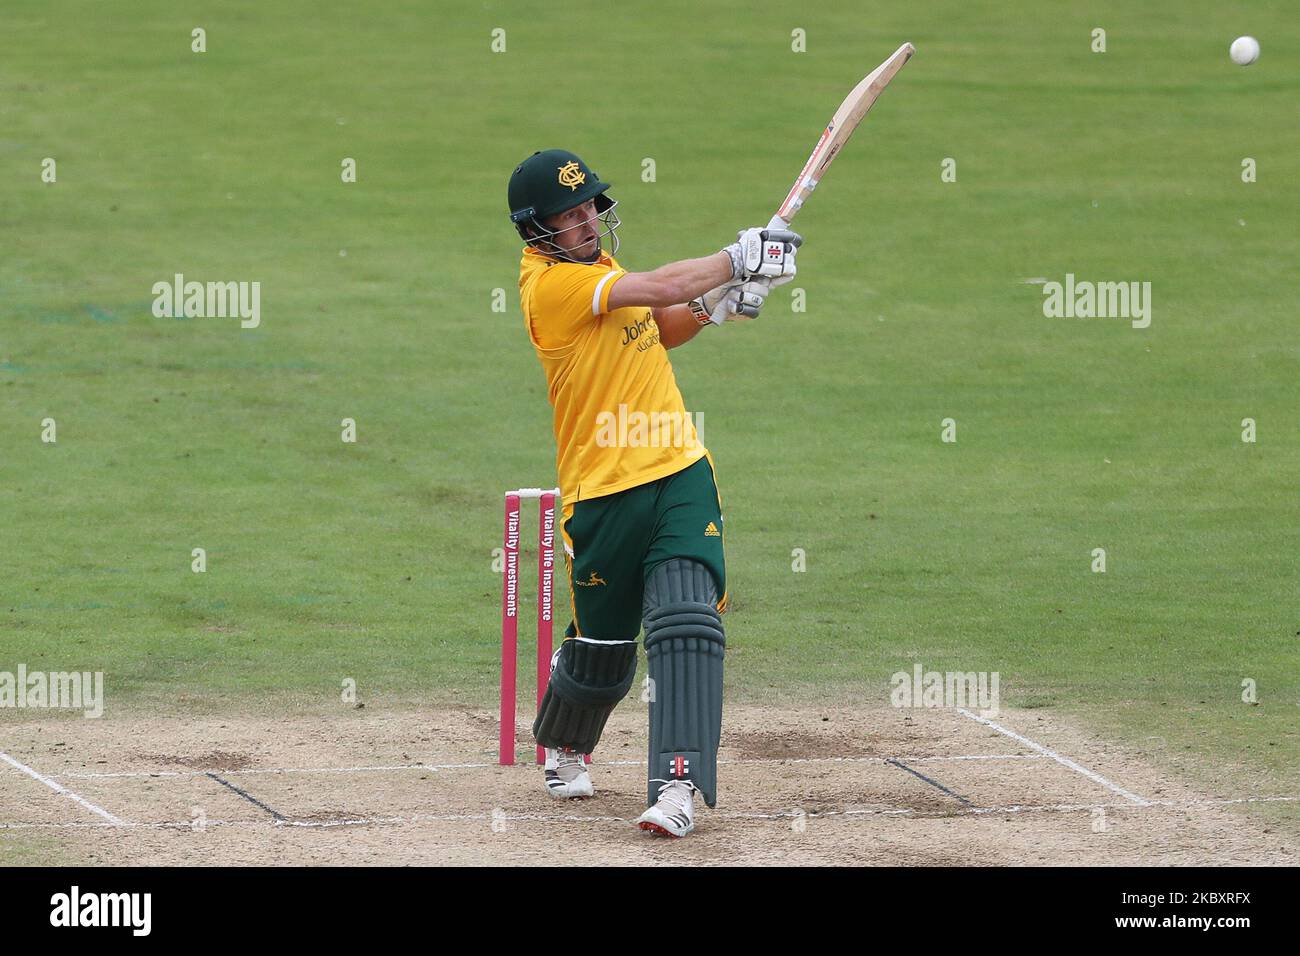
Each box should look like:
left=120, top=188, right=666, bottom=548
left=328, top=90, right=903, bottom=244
left=507, top=148, right=801, bottom=836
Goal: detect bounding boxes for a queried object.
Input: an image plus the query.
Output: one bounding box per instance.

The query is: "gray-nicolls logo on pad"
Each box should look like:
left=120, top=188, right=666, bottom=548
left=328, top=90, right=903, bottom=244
left=50, top=886, right=151, bottom=936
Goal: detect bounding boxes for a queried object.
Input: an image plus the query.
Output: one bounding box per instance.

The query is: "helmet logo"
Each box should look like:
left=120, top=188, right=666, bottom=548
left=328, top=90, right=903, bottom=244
left=557, top=161, right=586, bottom=191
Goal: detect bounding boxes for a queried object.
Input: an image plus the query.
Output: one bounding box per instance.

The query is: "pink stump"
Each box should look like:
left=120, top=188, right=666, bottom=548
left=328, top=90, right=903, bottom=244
left=499, top=494, right=521, bottom=766
left=535, top=493, right=556, bottom=764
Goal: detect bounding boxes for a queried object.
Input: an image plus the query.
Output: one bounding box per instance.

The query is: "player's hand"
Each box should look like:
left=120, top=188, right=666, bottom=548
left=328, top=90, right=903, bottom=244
left=688, top=281, right=744, bottom=326
left=690, top=277, right=780, bottom=325
left=720, top=227, right=802, bottom=283
left=729, top=278, right=774, bottom=320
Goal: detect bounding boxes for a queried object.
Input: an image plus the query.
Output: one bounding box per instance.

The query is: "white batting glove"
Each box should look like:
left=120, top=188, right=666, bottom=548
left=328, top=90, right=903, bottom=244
left=720, top=227, right=802, bottom=283
left=729, top=278, right=774, bottom=320
left=689, top=277, right=780, bottom=325
left=688, top=281, right=740, bottom=326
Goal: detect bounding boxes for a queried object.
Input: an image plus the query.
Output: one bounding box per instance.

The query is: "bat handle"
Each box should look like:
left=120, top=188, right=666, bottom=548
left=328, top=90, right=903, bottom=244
left=766, top=214, right=790, bottom=231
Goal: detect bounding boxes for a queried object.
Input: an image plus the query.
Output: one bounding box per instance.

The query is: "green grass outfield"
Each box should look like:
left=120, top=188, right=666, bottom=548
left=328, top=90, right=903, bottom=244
left=3, top=0, right=1297, bottom=826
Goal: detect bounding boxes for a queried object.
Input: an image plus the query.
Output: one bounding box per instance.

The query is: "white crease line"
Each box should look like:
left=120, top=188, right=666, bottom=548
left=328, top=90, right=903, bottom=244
left=0, top=795, right=1292, bottom=831
left=771, top=754, right=1043, bottom=765
left=3, top=762, right=498, bottom=780
left=956, top=708, right=1150, bottom=805
left=0, top=750, right=124, bottom=826
left=553, top=754, right=1041, bottom=769
left=226, top=761, right=492, bottom=775
left=8, top=753, right=1042, bottom=780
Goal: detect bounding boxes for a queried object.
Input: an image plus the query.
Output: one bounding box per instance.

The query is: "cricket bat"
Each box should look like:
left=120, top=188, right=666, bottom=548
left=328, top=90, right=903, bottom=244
left=769, top=42, right=915, bottom=231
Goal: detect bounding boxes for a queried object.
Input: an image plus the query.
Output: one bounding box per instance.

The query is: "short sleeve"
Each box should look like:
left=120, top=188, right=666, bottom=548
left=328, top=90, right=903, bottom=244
left=528, top=262, right=626, bottom=349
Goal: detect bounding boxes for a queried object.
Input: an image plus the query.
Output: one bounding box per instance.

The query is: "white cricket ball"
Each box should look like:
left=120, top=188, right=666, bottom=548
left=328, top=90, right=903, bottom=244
left=1230, top=36, right=1260, bottom=66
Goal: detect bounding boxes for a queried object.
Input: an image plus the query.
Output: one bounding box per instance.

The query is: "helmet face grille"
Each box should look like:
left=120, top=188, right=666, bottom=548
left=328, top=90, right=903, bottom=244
left=520, top=198, right=621, bottom=263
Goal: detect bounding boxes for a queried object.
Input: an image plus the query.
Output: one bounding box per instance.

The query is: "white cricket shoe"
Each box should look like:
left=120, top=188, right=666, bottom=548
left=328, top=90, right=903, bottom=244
left=637, top=780, right=696, bottom=837
left=544, top=747, right=593, bottom=799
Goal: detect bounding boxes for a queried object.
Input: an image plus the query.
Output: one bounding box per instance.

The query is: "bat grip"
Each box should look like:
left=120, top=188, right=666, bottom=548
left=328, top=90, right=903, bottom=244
left=766, top=214, right=790, bottom=231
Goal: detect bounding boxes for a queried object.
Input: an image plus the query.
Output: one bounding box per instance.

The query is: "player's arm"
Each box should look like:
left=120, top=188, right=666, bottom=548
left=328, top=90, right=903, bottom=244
left=607, top=226, right=802, bottom=311
left=655, top=274, right=786, bottom=347
left=606, top=253, right=732, bottom=311
left=657, top=276, right=785, bottom=346
left=652, top=305, right=706, bottom=349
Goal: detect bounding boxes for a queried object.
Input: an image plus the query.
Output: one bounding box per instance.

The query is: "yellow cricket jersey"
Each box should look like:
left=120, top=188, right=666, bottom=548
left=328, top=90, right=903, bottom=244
left=518, top=246, right=706, bottom=505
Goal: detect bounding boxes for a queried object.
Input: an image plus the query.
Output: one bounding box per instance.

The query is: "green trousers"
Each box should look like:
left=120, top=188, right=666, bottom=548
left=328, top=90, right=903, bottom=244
left=562, top=456, right=727, bottom=640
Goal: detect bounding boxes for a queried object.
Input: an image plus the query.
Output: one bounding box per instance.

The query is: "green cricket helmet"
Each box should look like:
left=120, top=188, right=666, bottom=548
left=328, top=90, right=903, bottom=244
left=508, top=149, right=621, bottom=261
